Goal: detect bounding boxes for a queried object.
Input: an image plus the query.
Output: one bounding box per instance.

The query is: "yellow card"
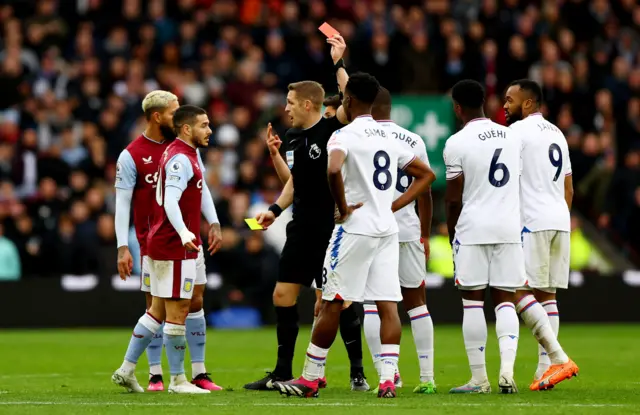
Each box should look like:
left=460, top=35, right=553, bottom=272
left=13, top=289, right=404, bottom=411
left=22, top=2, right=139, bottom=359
left=244, top=218, right=264, bottom=231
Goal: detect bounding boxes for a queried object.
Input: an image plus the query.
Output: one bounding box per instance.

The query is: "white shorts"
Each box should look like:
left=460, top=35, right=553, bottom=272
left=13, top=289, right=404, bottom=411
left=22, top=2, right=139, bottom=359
left=522, top=230, right=570, bottom=290
left=147, top=257, right=196, bottom=299
left=453, top=243, right=526, bottom=291
left=321, top=228, right=402, bottom=303
left=399, top=240, right=426, bottom=288
left=141, top=251, right=206, bottom=293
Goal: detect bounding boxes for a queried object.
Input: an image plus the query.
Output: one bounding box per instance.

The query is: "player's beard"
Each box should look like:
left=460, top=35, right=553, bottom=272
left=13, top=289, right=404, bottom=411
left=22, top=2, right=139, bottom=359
left=160, top=125, right=176, bottom=141
left=505, top=108, right=522, bottom=126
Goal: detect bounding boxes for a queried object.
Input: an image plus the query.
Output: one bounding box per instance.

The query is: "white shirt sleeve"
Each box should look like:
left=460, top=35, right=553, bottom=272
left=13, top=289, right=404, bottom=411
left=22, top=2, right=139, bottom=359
left=164, top=154, right=194, bottom=192
left=114, top=188, right=133, bottom=248
left=327, top=129, right=348, bottom=156
left=563, top=141, right=572, bottom=176
left=197, top=149, right=219, bottom=224
left=115, top=150, right=137, bottom=190
left=397, top=146, right=417, bottom=170
left=443, top=139, right=463, bottom=180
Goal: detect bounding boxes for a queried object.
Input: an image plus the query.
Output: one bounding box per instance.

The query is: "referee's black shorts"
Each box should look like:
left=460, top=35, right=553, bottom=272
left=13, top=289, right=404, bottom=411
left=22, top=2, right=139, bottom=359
left=279, top=219, right=333, bottom=288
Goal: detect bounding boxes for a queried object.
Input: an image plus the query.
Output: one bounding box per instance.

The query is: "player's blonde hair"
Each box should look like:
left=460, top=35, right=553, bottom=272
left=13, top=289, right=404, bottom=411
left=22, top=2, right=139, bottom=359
left=288, top=81, right=325, bottom=110
left=141, top=90, right=178, bottom=120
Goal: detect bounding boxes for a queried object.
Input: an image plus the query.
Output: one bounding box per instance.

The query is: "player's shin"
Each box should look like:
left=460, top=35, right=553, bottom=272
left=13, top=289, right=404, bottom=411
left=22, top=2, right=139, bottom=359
left=186, top=309, right=207, bottom=377
left=516, top=294, right=567, bottom=365
left=495, top=302, right=519, bottom=377
left=146, top=322, right=164, bottom=377
left=164, top=322, right=187, bottom=382
left=408, top=305, right=434, bottom=382
left=462, top=299, right=488, bottom=383
left=363, top=304, right=382, bottom=377
left=304, top=302, right=342, bottom=381
left=340, top=305, right=364, bottom=372
left=122, top=312, right=162, bottom=372
left=376, top=302, right=402, bottom=384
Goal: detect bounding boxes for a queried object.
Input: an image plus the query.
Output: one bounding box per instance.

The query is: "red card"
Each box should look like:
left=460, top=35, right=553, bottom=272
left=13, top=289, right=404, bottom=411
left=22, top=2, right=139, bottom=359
left=318, top=22, right=340, bottom=38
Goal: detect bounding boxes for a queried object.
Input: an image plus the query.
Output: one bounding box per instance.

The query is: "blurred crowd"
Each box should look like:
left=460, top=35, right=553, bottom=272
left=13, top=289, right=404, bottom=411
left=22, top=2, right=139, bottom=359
left=0, top=0, right=639, bottom=309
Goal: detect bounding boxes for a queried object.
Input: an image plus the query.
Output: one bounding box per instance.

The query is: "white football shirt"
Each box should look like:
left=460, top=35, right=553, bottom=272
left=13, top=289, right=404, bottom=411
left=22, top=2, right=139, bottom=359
left=443, top=118, right=522, bottom=245
left=511, top=113, right=571, bottom=232
left=327, top=115, right=416, bottom=237
left=378, top=120, right=430, bottom=242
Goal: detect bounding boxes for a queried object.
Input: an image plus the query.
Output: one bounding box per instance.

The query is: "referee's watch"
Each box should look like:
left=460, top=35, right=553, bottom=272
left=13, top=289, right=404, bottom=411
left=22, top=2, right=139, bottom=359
left=268, top=203, right=283, bottom=218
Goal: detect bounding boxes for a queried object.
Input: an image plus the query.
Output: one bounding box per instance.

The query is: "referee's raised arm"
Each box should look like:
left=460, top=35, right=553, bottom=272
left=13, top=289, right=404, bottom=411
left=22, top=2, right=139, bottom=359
left=327, top=34, right=349, bottom=125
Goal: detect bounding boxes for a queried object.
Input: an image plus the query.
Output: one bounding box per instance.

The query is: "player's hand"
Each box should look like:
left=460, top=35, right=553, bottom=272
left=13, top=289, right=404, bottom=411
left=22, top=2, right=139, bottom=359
left=327, top=34, right=347, bottom=64
left=266, top=123, right=282, bottom=156
left=184, top=241, right=200, bottom=252
left=256, top=211, right=276, bottom=229
left=208, top=223, right=222, bottom=255
left=314, top=298, right=322, bottom=317
left=335, top=203, right=363, bottom=224
left=421, top=237, right=431, bottom=262
left=117, top=246, right=133, bottom=281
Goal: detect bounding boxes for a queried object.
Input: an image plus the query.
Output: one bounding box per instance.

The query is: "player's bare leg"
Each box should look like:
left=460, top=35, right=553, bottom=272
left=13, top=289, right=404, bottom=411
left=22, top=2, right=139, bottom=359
left=163, top=297, right=209, bottom=394
left=491, top=288, right=520, bottom=394
left=402, top=286, right=436, bottom=394
left=515, top=288, right=578, bottom=391
left=450, top=289, right=491, bottom=394
left=187, top=284, right=222, bottom=391
left=244, top=282, right=301, bottom=390
left=112, top=297, right=165, bottom=393
left=274, top=300, right=343, bottom=398
left=144, top=291, right=164, bottom=391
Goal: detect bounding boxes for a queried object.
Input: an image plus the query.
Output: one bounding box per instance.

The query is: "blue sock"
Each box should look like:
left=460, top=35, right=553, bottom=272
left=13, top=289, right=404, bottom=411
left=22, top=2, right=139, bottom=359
left=186, top=310, right=207, bottom=376
left=146, top=322, right=164, bottom=376
left=164, top=322, right=187, bottom=377
left=123, top=313, right=162, bottom=368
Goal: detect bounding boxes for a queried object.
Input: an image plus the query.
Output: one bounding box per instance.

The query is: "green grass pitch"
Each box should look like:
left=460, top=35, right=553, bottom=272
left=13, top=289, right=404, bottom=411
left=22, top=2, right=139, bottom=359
left=0, top=324, right=639, bottom=414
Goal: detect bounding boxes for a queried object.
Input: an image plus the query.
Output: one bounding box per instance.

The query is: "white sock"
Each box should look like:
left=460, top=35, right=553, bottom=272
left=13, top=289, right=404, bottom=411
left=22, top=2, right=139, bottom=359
left=170, top=373, right=188, bottom=385
left=149, top=365, right=163, bottom=377
left=192, top=362, right=206, bottom=378
left=379, top=344, right=400, bottom=383
left=408, top=305, right=434, bottom=382
left=121, top=360, right=136, bottom=373
left=542, top=300, right=559, bottom=336
left=516, top=295, right=568, bottom=365
left=302, top=343, right=328, bottom=381
left=495, top=302, right=519, bottom=377
left=462, top=299, right=488, bottom=383
left=363, top=304, right=382, bottom=378
left=309, top=317, right=326, bottom=379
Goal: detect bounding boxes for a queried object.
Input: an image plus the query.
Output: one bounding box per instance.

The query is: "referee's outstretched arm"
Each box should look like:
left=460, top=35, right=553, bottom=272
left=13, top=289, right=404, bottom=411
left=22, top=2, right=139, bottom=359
left=328, top=34, right=350, bottom=126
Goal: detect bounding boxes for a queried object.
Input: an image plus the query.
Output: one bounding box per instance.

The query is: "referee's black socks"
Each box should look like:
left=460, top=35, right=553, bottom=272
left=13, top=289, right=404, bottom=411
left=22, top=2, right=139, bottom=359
left=340, top=305, right=364, bottom=373
left=274, top=305, right=299, bottom=379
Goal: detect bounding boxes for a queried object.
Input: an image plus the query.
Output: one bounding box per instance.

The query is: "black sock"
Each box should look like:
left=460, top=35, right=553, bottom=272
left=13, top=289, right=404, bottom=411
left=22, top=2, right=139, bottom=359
left=340, top=306, right=363, bottom=372
left=274, top=305, right=299, bottom=378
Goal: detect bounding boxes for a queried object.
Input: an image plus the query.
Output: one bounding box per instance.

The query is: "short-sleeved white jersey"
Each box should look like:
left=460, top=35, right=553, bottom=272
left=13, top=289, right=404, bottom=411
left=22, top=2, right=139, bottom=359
left=510, top=113, right=571, bottom=232
left=443, top=118, right=522, bottom=245
left=377, top=120, right=430, bottom=242
left=327, top=115, right=416, bottom=237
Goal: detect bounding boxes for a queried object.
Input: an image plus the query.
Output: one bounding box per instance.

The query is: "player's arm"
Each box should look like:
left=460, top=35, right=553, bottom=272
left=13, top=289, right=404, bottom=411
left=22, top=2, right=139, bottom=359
left=197, top=150, right=222, bottom=254
left=443, top=142, right=463, bottom=245
left=267, top=123, right=291, bottom=184
left=114, top=150, right=136, bottom=280
left=326, top=131, right=361, bottom=221
left=255, top=175, right=294, bottom=229
left=563, top=146, right=574, bottom=211
left=327, top=34, right=349, bottom=125
left=164, top=154, right=199, bottom=252
left=392, top=151, right=436, bottom=213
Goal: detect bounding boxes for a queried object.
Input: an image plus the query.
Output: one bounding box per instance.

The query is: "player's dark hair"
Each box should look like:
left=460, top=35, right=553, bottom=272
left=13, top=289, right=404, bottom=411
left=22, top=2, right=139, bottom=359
left=345, top=72, right=380, bottom=105
left=509, top=79, right=544, bottom=106
left=173, top=105, right=207, bottom=134
left=451, top=79, right=485, bottom=109
left=323, top=94, right=342, bottom=109
left=372, top=86, right=392, bottom=119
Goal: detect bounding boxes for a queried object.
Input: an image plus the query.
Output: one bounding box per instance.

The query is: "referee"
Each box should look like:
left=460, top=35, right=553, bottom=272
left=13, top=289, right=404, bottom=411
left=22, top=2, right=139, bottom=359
left=243, top=78, right=369, bottom=391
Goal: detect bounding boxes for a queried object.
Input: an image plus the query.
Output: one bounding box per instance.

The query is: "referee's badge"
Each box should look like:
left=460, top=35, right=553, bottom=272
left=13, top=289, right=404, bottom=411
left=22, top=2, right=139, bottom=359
left=286, top=150, right=294, bottom=168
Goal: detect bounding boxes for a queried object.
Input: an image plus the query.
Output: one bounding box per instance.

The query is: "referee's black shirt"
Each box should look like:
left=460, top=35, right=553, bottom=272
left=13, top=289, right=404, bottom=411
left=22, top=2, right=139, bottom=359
left=284, top=116, right=343, bottom=231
